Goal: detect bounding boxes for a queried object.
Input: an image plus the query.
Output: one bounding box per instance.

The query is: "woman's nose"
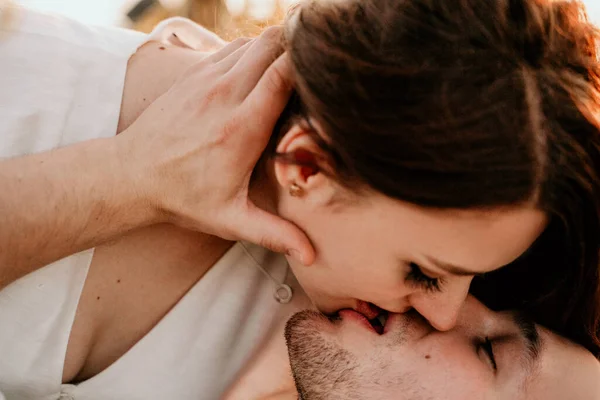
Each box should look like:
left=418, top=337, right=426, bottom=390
left=409, top=278, right=471, bottom=331
left=384, top=303, right=413, bottom=315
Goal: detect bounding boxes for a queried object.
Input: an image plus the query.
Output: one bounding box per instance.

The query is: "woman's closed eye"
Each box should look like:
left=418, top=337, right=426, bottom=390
left=406, top=262, right=444, bottom=293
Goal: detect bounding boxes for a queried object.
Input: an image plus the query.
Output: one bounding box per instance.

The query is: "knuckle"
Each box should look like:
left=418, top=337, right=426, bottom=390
left=202, top=87, right=221, bottom=107
left=196, top=79, right=234, bottom=109
left=212, top=79, right=234, bottom=98
left=265, top=65, right=288, bottom=93
left=177, top=61, right=216, bottom=88
left=260, top=26, right=284, bottom=43
left=219, top=116, right=242, bottom=142
left=259, top=236, right=284, bottom=253
left=232, top=37, right=252, bottom=46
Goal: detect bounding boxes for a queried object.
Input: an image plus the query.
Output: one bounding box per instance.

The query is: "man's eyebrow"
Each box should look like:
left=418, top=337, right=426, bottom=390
left=423, top=255, right=482, bottom=277
left=512, top=312, right=544, bottom=372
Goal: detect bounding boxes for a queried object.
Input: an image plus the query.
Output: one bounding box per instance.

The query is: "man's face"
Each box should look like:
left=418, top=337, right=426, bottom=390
left=284, top=297, right=600, bottom=400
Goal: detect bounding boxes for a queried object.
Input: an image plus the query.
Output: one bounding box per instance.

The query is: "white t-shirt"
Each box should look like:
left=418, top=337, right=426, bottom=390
left=0, top=7, right=293, bottom=400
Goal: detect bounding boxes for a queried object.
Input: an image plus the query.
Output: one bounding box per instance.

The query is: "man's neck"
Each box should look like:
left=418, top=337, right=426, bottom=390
left=222, top=276, right=313, bottom=400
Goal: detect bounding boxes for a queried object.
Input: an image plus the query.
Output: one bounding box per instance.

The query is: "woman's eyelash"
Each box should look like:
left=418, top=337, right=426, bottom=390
left=406, top=263, right=444, bottom=293
left=481, top=337, right=498, bottom=372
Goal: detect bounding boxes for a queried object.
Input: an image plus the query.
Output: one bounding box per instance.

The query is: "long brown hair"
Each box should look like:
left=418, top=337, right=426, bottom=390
left=276, top=0, right=600, bottom=356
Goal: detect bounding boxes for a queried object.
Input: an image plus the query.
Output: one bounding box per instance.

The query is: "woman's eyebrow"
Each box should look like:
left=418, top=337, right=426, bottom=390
left=512, top=312, right=544, bottom=373
left=423, top=255, right=481, bottom=277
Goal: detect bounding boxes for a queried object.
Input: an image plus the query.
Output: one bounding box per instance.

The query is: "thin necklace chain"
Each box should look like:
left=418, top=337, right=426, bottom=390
left=239, top=242, right=293, bottom=304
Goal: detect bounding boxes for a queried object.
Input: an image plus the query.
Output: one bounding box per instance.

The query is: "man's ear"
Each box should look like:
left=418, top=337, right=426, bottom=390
left=274, top=125, right=335, bottom=203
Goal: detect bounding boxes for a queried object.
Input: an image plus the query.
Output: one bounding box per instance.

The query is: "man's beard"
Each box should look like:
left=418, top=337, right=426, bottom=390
left=284, top=310, right=363, bottom=400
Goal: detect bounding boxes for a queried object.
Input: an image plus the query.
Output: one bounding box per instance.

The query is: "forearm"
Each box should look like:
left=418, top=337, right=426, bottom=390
left=0, top=40, right=207, bottom=288
left=0, top=136, right=156, bottom=289
left=0, top=27, right=304, bottom=286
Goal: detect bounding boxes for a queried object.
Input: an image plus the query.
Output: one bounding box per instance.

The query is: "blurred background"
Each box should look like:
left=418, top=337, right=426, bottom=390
left=14, top=0, right=600, bottom=38
left=17, top=0, right=299, bottom=38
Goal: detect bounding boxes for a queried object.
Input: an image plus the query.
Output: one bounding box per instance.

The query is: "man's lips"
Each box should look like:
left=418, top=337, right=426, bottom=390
left=383, top=312, right=401, bottom=334
left=382, top=311, right=430, bottom=336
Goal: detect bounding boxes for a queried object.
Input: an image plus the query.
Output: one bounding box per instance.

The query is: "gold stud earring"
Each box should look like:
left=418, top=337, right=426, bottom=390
left=289, top=182, right=304, bottom=197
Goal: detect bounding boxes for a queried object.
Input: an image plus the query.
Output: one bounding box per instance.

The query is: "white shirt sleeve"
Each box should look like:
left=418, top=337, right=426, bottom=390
left=0, top=7, right=227, bottom=160
left=0, top=5, right=147, bottom=158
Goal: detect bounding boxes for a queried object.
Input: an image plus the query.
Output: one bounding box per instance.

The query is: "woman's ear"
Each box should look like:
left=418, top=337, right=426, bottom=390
left=274, top=124, right=334, bottom=202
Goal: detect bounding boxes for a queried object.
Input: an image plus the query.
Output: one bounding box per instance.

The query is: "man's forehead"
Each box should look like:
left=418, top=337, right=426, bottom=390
left=480, top=310, right=599, bottom=400
left=524, top=327, right=600, bottom=400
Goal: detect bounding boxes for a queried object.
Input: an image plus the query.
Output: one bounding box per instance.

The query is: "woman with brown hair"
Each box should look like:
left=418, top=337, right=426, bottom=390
left=276, top=0, right=600, bottom=356
left=0, top=0, right=598, bottom=398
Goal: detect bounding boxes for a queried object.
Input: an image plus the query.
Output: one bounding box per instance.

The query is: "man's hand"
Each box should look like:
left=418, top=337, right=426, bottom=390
left=0, top=26, right=313, bottom=290
left=116, top=27, right=314, bottom=264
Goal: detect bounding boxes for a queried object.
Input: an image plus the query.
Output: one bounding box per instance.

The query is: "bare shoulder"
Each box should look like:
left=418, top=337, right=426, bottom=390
left=117, top=40, right=211, bottom=133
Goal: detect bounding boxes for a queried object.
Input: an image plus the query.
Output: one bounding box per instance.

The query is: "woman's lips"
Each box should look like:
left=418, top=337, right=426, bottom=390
left=338, top=309, right=378, bottom=333
left=355, top=300, right=382, bottom=320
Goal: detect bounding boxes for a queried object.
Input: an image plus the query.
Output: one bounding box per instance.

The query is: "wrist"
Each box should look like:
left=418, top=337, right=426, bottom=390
left=98, top=135, right=165, bottom=227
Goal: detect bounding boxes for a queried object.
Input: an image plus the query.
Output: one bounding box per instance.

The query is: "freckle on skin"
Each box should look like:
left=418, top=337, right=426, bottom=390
left=425, top=355, right=431, bottom=360
left=159, top=46, right=165, bottom=50
left=97, top=296, right=100, bottom=300
left=117, top=279, right=121, bottom=284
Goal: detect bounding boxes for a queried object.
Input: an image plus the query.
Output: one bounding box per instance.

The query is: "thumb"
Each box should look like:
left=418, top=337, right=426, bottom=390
left=231, top=204, right=315, bottom=266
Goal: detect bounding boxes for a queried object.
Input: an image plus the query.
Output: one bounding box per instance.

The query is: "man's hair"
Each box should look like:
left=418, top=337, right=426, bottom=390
left=271, top=0, right=600, bottom=356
